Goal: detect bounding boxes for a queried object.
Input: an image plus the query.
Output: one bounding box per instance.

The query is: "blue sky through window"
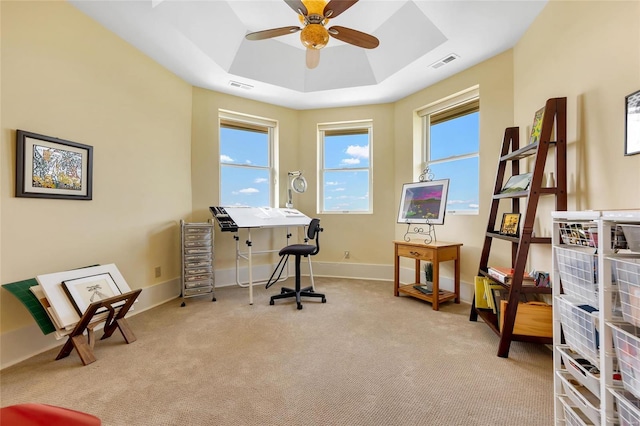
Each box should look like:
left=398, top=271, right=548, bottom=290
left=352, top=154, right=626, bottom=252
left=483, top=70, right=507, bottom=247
left=322, top=132, right=370, bottom=212
left=429, top=111, right=479, bottom=213
left=220, top=127, right=271, bottom=207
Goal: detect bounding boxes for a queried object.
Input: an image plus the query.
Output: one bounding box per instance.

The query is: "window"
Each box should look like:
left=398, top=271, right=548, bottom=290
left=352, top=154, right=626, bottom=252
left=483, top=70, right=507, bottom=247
left=219, top=111, right=277, bottom=207
left=418, top=87, right=479, bottom=215
left=319, top=120, right=372, bottom=213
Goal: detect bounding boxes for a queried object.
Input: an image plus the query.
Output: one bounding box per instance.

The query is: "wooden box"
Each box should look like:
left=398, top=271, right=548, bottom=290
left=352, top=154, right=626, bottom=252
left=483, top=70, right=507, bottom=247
left=500, top=300, right=553, bottom=338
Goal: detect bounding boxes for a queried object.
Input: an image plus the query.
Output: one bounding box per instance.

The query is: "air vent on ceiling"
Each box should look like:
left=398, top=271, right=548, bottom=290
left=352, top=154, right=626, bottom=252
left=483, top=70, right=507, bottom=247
left=430, top=54, right=460, bottom=69
left=229, top=81, right=253, bottom=90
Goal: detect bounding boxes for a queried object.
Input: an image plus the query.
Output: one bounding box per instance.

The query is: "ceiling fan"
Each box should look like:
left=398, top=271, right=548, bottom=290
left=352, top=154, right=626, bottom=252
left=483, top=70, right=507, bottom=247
left=245, top=0, right=380, bottom=69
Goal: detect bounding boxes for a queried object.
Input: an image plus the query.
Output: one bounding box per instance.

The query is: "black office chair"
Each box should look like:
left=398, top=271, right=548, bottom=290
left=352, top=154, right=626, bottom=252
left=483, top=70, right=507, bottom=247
left=267, top=218, right=326, bottom=310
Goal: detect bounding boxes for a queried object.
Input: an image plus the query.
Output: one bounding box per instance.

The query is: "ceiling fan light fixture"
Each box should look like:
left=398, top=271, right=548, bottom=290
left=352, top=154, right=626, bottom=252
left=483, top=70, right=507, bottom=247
left=300, top=24, right=329, bottom=49
left=302, top=0, right=327, bottom=16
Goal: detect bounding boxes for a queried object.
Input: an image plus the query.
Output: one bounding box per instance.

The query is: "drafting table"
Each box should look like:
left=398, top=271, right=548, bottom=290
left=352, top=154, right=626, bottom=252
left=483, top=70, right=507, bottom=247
left=210, top=206, right=313, bottom=304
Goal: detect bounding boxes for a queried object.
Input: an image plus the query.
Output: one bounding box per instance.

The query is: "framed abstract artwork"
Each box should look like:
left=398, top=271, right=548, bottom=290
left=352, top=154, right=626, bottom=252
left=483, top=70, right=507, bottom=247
left=500, top=213, right=521, bottom=237
left=528, top=107, right=545, bottom=145
left=16, top=130, right=93, bottom=200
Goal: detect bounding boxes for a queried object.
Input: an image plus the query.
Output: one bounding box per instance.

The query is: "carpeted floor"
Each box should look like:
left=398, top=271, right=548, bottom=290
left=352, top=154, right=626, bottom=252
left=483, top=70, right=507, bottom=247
left=0, top=278, right=553, bottom=425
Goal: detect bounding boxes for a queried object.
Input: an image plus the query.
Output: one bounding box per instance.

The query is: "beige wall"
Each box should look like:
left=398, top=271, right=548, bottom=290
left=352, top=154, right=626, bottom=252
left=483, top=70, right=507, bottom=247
left=2, top=0, right=639, bottom=342
left=0, top=1, right=193, bottom=333
left=394, top=51, right=515, bottom=286
left=297, top=104, right=396, bottom=265
left=514, top=0, right=640, bottom=270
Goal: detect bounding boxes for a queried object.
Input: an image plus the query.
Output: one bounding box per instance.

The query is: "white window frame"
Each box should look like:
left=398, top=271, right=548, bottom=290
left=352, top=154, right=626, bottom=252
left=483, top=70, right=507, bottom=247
left=218, top=109, right=279, bottom=207
left=417, top=86, right=479, bottom=215
left=318, top=120, right=373, bottom=214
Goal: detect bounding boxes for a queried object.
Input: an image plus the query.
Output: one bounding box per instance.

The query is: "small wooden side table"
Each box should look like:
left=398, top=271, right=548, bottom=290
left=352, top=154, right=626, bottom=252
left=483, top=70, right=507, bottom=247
left=393, top=240, right=463, bottom=310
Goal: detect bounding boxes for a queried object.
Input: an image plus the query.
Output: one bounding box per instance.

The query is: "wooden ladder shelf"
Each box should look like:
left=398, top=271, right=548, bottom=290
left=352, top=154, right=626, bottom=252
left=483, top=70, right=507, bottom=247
left=469, top=97, right=567, bottom=358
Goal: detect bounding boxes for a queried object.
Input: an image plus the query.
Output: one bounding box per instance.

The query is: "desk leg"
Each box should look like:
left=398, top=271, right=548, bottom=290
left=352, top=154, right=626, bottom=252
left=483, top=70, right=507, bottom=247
left=454, top=248, right=461, bottom=303
left=247, top=229, right=253, bottom=305
left=432, top=258, right=440, bottom=311
left=394, top=252, right=400, bottom=297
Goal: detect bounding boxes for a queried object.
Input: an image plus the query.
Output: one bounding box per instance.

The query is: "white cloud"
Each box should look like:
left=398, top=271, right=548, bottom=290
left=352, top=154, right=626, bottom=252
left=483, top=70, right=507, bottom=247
left=341, top=158, right=360, bottom=165
left=245, top=160, right=252, bottom=164
left=345, top=145, right=369, bottom=159
left=239, top=188, right=259, bottom=194
left=334, top=188, right=345, bottom=192
left=254, top=178, right=268, bottom=184
left=326, top=181, right=340, bottom=186
left=220, top=154, right=233, bottom=162
left=446, top=200, right=479, bottom=209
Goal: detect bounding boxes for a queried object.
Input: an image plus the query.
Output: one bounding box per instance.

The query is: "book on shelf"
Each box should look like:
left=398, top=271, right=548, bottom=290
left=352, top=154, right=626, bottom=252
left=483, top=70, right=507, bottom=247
left=483, top=279, right=505, bottom=314
left=413, top=285, right=445, bottom=296
left=487, top=266, right=536, bottom=285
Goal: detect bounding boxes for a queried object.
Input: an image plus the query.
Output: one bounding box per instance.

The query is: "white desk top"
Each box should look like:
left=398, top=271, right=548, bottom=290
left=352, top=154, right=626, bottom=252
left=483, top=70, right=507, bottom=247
left=223, top=207, right=311, bottom=228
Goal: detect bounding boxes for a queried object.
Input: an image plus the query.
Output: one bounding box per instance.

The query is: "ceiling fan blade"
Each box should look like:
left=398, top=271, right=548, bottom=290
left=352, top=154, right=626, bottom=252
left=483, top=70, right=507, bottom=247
left=245, top=26, right=301, bottom=41
left=284, top=0, right=308, bottom=16
left=328, top=26, right=379, bottom=49
left=306, top=48, right=320, bottom=69
left=323, top=0, right=358, bottom=19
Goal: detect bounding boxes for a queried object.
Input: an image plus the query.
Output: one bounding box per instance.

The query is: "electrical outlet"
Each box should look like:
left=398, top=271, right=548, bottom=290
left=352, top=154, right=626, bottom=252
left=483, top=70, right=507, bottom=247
left=155, top=266, right=162, bottom=278
left=344, top=251, right=350, bottom=259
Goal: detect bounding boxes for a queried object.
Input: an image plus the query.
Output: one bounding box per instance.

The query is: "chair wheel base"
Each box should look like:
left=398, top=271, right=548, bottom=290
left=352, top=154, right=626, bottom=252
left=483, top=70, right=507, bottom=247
left=297, top=303, right=303, bottom=310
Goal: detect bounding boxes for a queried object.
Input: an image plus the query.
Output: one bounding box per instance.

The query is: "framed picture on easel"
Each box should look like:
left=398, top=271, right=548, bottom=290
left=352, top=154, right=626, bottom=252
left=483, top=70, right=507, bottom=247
left=397, top=179, right=450, bottom=225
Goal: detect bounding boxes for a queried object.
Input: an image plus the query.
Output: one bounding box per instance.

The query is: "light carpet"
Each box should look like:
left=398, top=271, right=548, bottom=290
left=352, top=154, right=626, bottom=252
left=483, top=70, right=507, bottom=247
left=0, top=278, right=553, bottom=425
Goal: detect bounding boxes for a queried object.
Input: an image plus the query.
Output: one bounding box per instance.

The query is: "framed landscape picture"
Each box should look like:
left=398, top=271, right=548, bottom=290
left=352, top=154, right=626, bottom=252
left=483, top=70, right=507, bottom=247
left=15, top=130, right=93, bottom=200
left=397, top=179, right=450, bottom=225
left=500, top=173, right=532, bottom=194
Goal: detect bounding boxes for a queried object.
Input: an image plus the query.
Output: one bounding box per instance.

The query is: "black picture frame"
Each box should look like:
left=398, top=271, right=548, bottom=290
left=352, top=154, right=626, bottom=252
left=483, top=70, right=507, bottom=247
left=16, top=130, right=93, bottom=200
left=625, top=90, right=640, bottom=156
left=500, top=213, right=521, bottom=237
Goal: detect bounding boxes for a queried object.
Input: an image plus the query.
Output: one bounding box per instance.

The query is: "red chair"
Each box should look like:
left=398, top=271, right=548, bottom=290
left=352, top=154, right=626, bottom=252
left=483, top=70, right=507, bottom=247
left=0, top=403, right=100, bottom=425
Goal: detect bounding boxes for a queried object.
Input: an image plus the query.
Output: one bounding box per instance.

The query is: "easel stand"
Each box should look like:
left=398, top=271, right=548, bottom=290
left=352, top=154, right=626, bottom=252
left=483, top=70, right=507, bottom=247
left=56, top=289, right=142, bottom=366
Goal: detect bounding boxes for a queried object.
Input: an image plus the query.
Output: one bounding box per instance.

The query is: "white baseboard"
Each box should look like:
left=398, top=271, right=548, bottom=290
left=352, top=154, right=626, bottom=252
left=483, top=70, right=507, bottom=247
left=214, top=261, right=473, bottom=302
left=1, top=262, right=473, bottom=370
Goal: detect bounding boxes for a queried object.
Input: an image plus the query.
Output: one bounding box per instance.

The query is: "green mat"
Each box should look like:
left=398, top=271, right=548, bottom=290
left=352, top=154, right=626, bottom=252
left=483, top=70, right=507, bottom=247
left=3, top=278, right=56, bottom=335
